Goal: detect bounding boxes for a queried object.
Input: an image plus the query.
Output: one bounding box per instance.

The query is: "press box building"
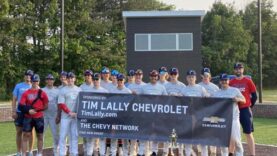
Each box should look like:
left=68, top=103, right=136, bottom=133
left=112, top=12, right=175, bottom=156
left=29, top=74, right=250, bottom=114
left=122, top=11, right=205, bottom=82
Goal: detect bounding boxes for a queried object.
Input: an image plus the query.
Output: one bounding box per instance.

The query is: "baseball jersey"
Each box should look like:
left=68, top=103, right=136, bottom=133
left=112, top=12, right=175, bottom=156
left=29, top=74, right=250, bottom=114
left=181, top=84, right=208, bottom=97
left=165, top=81, right=186, bottom=96
left=20, top=89, right=49, bottom=118
left=58, top=84, right=66, bottom=90
left=127, top=82, right=146, bottom=94
left=198, top=82, right=219, bottom=96
left=142, top=83, right=168, bottom=95
left=213, top=87, right=245, bottom=120
left=157, top=80, right=169, bottom=86
left=80, top=82, right=94, bottom=91
left=42, top=86, right=59, bottom=118
left=58, top=85, right=81, bottom=119
left=229, top=77, right=256, bottom=109
left=87, top=86, right=109, bottom=93
left=109, top=86, right=132, bottom=94
left=13, top=82, right=32, bottom=112
left=101, top=80, right=116, bottom=92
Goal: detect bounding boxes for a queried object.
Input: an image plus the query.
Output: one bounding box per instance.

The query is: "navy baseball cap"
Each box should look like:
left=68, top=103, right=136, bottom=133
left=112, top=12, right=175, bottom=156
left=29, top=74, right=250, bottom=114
left=159, top=66, right=167, bottom=75
left=92, top=73, right=100, bottom=80
left=84, top=69, right=93, bottom=76
left=234, top=63, right=244, bottom=69
left=60, top=71, right=67, bottom=77
left=149, top=70, right=159, bottom=76
left=25, top=69, right=34, bottom=76
left=201, top=67, right=211, bottom=75
left=135, top=69, right=143, bottom=75
left=46, top=74, right=54, bottom=80
left=219, top=73, right=229, bottom=80
left=101, top=67, right=110, bottom=74
left=111, top=69, right=119, bottom=76
left=31, top=74, right=40, bottom=82
left=117, top=73, right=125, bottom=80
left=169, top=67, right=179, bottom=75
left=67, top=72, right=75, bottom=78
left=187, top=69, right=196, bottom=76
left=128, top=69, right=135, bottom=76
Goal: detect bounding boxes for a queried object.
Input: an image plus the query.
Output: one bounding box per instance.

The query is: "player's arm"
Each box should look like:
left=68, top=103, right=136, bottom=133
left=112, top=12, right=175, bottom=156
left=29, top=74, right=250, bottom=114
left=249, top=79, right=257, bottom=107
left=18, top=92, right=32, bottom=114
left=11, top=96, right=18, bottom=119
left=234, top=90, right=246, bottom=104
left=34, top=92, right=49, bottom=112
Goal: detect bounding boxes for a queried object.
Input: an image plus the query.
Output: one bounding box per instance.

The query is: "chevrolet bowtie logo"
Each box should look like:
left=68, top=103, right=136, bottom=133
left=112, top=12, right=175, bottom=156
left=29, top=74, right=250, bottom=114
left=203, top=116, right=226, bottom=124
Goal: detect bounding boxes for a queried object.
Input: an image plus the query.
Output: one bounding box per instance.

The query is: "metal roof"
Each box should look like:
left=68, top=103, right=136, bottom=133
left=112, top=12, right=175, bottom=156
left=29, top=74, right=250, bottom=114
left=122, top=11, right=205, bottom=30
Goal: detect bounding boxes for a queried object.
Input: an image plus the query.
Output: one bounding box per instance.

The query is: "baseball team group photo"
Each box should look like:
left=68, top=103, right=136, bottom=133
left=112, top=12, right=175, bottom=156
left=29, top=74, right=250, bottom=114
left=0, top=0, right=276, bottom=156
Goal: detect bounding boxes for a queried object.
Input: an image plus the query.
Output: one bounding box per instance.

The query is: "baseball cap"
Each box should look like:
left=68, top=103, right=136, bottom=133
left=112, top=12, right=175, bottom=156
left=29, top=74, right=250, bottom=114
left=111, top=69, right=119, bottom=76
left=25, top=69, right=34, bottom=76
left=187, top=69, right=196, bottom=76
left=128, top=69, right=135, bottom=76
left=201, top=67, right=211, bottom=75
left=92, top=73, right=100, bottom=80
left=67, top=72, right=75, bottom=78
left=31, top=74, right=40, bottom=82
left=149, top=70, right=159, bottom=76
left=135, top=69, right=143, bottom=75
left=117, top=73, right=125, bottom=80
left=101, top=67, right=110, bottom=74
left=45, top=74, right=54, bottom=80
left=169, top=67, right=179, bottom=75
left=219, top=73, right=229, bottom=80
left=234, top=62, right=244, bottom=69
left=84, top=70, right=93, bottom=76
left=60, top=71, right=67, bottom=77
left=159, top=66, right=167, bottom=75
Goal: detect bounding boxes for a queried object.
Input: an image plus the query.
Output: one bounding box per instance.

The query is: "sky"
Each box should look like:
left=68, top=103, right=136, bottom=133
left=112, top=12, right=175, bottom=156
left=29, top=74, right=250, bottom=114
left=159, top=0, right=277, bottom=12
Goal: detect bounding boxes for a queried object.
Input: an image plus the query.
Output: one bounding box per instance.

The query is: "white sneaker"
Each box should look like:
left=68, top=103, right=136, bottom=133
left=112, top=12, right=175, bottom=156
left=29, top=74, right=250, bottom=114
left=118, top=147, right=123, bottom=156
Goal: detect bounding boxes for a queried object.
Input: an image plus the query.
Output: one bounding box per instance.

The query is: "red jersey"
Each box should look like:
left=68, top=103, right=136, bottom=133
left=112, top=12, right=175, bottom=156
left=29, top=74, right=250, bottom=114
left=230, top=77, right=256, bottom=109
left=20, top=88, right=48, bottom=118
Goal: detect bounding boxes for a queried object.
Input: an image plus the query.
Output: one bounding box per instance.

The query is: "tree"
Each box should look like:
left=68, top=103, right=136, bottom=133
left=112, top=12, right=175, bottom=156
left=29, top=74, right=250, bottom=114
left=201, top=2, right=252, bottom=76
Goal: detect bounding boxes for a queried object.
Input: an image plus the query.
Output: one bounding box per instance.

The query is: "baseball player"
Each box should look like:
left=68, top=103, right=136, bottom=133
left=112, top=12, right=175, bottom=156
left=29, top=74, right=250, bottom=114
left=213, top=73, right=245, bottom=156
left=42, top=74, right=59, bottom=156
left=89, top=73, right=109, bottom=155
left=198, top=68, right=219, bottom=155
left=12, top=69, right=34, bottom=156
left=56, top=71, right=68, bottom=125
left=58, top=72, right=81, bottom=156
left=181, top=70, right=209, bottom=156
left=100, top=67, right=115, bottom=92
left=164, top=68, right=186, bottom=156
left=229, top=63, right=257, bottom=156
left=19, top=74, right=49, bottom=156
left=141, top=70, right=168, bottom=156
left=157, top=66, right=169, bottom=86
left=111, top=69, right=119, bottom=87
left=109, top=74, right=132, bottom=156
left=125, top=69, right=135, bottom=87
left=79, top=70, right=95, bottom=156
left=127, top=69, right=146, bottom=95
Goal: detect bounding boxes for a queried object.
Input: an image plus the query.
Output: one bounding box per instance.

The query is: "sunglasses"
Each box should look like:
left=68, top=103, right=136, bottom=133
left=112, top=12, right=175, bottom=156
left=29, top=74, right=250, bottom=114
left=117, top=79, right=124, bottom=81
left=170, top=73, right=178, bottom=75
left=93, top=78, right=99, bottom=81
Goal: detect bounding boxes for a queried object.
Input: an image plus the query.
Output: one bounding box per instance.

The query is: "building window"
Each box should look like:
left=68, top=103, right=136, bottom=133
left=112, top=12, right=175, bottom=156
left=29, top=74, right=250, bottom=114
left=135, top=33, right=193, bottom=51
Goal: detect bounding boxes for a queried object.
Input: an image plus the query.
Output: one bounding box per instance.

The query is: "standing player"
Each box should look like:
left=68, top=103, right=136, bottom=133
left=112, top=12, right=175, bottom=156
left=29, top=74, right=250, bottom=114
left=198, top=68, right=219, bottom=155
left=181, top=70, right=208, bottom=156
left=79, top=69, right=94, bottom=156
left=19, top=74, right=48, bottom=156
left=157, top=66, right=169, bottom=86
left=11, top=69, right=34, bottom=156
left=89, top=73, right=109, bottom=155
left=164, top=68, right=186, bottom=156
left=141, top=70, right=168, bottom=156
left=109, top=74, right=132, bottom=156
left=42, top=74, right=59, bottom=156
left=213, top=74, right=245, bottom=156
left=127, top=69, right=146, bottom=95
left=56, top=71, right=68, bottom=125
left=58, top=72, right=81, bottom=156
left=100, top=67, right=114, bottom=91
left=111, top=69, right=119, bottom=87
left=125, top=69, right=135, bottom=87
left=229, top=63, right=257, bottom=156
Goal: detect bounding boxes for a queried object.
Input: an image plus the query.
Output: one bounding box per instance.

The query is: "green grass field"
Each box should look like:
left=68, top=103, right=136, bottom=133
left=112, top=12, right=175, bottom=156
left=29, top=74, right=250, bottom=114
left=0, top=117, right=276, bottom=155
left=262, top=89, right=277, bottom=103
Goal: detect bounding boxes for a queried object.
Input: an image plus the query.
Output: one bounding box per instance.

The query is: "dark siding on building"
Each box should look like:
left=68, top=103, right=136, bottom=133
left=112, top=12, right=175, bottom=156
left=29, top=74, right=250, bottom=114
left=126, top=17, right=203, bottom=83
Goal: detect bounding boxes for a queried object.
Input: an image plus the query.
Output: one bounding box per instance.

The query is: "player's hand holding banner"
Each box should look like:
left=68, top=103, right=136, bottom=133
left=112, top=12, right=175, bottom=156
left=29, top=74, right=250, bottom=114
left=77, top=92, right=233, bottom=147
